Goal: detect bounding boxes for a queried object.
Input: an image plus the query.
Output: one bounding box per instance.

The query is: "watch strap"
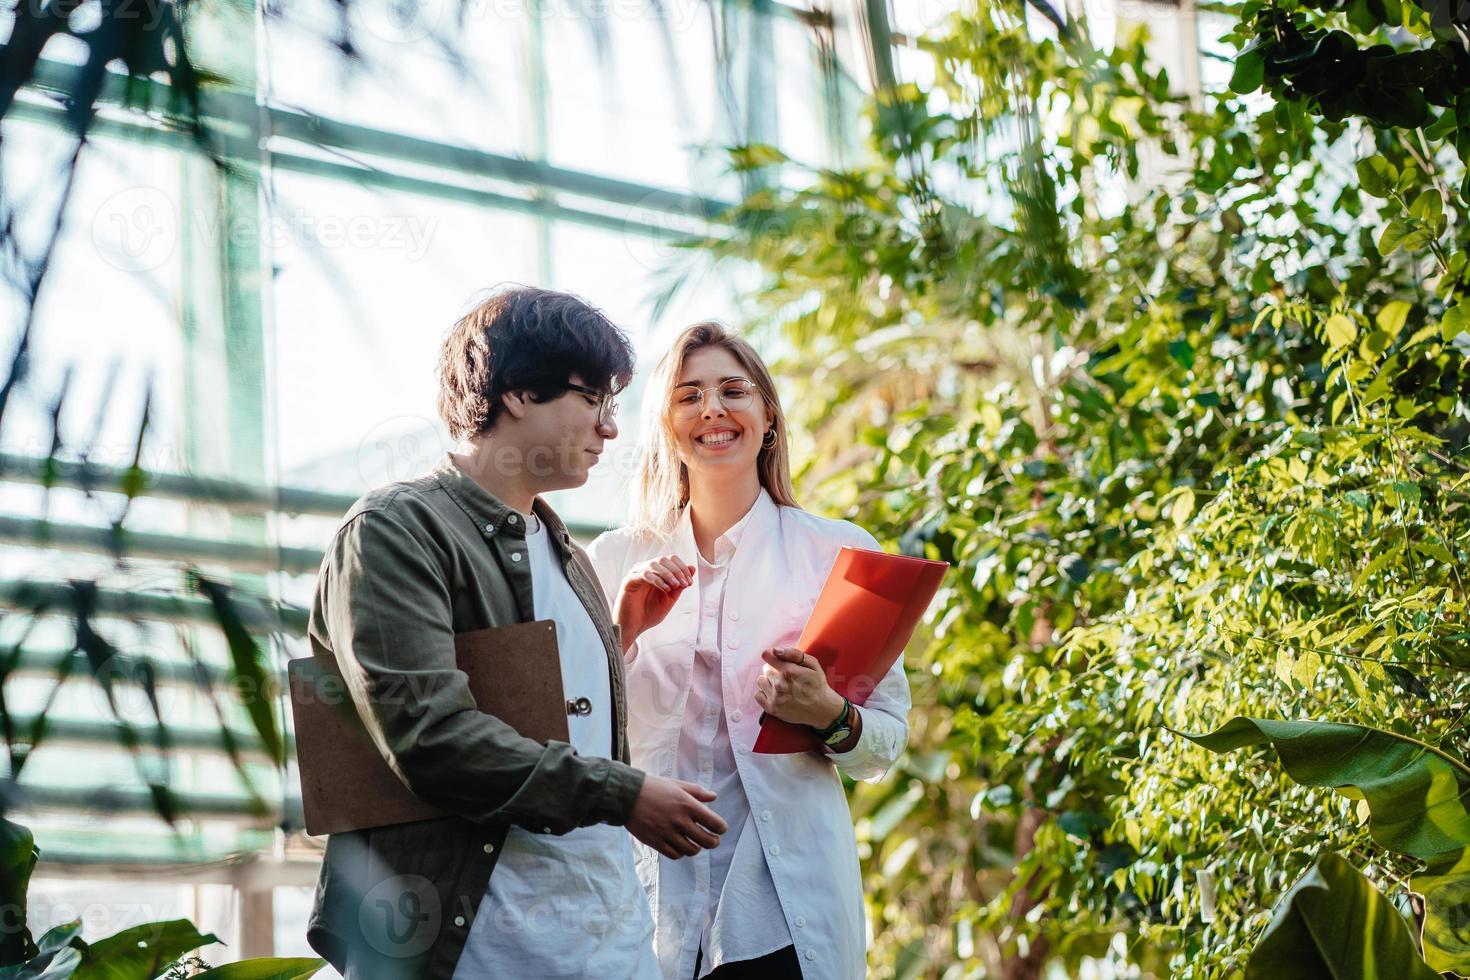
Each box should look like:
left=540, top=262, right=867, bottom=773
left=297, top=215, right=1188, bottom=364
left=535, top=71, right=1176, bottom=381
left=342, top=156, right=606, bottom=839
left=815, top=696, right=852, bottom=742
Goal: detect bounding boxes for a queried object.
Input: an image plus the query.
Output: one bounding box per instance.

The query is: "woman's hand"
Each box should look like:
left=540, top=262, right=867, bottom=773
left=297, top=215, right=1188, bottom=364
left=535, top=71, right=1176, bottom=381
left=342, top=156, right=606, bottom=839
left=614, top=555, right=694, bottom=653
left=755, top=647, right=845, bottom=729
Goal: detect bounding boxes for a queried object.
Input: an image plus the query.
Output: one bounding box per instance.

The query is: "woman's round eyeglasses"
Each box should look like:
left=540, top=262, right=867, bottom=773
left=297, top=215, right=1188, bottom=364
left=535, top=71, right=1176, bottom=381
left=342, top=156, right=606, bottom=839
left=670, top=379, right=756, bottom=420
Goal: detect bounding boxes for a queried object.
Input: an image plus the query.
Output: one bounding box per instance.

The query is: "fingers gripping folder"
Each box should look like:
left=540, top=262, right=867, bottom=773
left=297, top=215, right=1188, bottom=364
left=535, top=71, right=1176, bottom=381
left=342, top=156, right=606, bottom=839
left=753, top=547, right=948, bottom=755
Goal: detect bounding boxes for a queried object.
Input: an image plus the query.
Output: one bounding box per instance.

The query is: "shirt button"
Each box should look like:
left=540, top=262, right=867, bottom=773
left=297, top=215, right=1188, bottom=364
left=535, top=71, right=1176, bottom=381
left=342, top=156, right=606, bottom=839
left=483, top=842, right=495, bottom=854
left=483, top=523, right=495, bottom=534
left=737, top=745, right=749, bottom=755
left=729, top=609, right=740, bottom=621
left=769, top=845, right=780, bottom=857
left=795, top=916, right=806, bottom=928
left=511, top=553, right=523, bottom=562
left=732, top=710, right=742, bottom=722
left=507, top=514, right=519, bottom=524
left=543, top=826, right=552, bottom=833
left=761, top=810, right=772, bottom=821
left=804, top=949, right=816, bottom=961
left=728, top=639, right=740, bottom=650
left=453, top=915, right=466, bottom=927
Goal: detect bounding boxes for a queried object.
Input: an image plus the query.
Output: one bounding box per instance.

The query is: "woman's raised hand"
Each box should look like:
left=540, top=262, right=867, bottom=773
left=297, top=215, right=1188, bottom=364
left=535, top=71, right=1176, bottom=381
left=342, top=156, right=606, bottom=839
left=614, top=554, right=694, bottom=653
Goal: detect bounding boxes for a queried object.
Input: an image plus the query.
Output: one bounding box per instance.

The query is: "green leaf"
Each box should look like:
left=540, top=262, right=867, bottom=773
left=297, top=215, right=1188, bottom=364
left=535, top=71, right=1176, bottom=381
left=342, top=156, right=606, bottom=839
left=1325, top=313, right=1358, bottom=349
left=1444, top=300, right=1470, bottom=341
left=1376, top=300, right=1412, bottom=334
left=192, top=959, right=326, bottom=980
left=1244, top=853, right=1438, bottom=980
left=192, top=575, right=285, bottom=767
left=0, top=921, right=84, bottom=980
left=1378, top=218, right=1411, bottom=256
left=1356, top=156, right=1397, bottom=198
left=1178, top=717, right=1470, bottom=974
left=71, top=921, right=217, bottom=980
left=1172, top=487, right=1196, bottom=527
left=0, top=820, right=38, bottom=965
left=1230, top=50, right=1265, bottom=94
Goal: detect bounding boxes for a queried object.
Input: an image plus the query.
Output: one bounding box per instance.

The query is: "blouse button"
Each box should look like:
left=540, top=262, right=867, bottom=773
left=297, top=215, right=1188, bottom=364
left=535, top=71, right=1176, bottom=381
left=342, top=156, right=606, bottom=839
left=483, top=842, right=495, bottom=853
left=507, top=514, right=519, bottom=524
left=453, top=916, right=466, bottom=927
left=804, top=949, right=816, bottom=961
left=769, top=845, right=780, bottom=857
left=731, top=710, right=743, bottom=723
left=795, top=916, right=807, bottom=928
left=761, top=809, right=772, bottom=821
left=511, top=552, right=523, bottom=562
left=483, top=523, right=495, bottom=534
left=729, top=609, right=740, bottom=621
left=728, top=639, right=740, bottom=650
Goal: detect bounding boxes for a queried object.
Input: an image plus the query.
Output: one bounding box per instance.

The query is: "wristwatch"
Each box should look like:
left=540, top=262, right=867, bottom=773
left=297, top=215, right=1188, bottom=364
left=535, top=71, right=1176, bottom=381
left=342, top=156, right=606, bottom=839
left=814, top=696, right=854, bottom=747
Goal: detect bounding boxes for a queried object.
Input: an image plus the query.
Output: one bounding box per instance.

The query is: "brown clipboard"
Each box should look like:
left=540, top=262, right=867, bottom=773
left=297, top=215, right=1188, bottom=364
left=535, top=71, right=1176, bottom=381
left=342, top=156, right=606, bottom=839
left=289, top=619, right=569, bottom=836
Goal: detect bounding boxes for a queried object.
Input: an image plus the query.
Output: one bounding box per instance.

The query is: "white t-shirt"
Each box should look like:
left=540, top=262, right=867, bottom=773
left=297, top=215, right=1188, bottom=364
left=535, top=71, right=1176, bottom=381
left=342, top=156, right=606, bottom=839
left=451, top=512, right=660, bottom=980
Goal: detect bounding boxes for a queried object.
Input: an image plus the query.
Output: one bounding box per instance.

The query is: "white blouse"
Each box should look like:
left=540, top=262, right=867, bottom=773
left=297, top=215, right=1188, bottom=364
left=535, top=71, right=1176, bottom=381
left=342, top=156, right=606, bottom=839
left=588, top=490, right=912, bottom=980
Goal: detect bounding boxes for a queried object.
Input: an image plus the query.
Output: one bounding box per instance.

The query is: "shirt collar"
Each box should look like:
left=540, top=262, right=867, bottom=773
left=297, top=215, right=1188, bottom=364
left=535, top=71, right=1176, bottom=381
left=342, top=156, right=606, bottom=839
left=432, top=453, right=574, bottom=555
left=683, top=487, right=773, bottom=565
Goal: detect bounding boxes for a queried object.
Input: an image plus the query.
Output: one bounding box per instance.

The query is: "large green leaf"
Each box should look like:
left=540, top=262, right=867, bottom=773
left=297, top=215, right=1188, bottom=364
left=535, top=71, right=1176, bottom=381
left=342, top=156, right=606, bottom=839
left=1245, top=852, right=1439, bottom=979
left=0, top=819, right=38, bottom=965
left=69, top=921, right=216, bottom=980
left=1180, top=717, right=1470, bottom=974
left=0, top=921, right=84, bottom=980
left=192, top=959, right=325, bottom=980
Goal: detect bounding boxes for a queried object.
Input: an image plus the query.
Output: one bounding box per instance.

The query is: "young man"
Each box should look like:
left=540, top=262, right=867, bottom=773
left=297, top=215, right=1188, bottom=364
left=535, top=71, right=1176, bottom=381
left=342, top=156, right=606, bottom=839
left=305, top=286, right=727, bottom=979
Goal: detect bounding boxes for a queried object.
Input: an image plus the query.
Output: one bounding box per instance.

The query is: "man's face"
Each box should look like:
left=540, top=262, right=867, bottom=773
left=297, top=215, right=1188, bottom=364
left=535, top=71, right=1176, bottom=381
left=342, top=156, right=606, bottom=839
left=511, top=373, right=617, bottom=492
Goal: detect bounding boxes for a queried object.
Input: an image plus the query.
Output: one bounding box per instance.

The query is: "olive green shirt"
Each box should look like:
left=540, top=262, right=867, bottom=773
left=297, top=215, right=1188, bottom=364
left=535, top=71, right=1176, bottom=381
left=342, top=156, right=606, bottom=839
left=305, top=453, right=645, bottom=980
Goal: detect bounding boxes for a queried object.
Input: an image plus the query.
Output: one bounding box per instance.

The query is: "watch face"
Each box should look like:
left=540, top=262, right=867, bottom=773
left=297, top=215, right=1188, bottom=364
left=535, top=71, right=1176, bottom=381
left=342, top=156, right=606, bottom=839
left=823, top=726, right=852, bottom=747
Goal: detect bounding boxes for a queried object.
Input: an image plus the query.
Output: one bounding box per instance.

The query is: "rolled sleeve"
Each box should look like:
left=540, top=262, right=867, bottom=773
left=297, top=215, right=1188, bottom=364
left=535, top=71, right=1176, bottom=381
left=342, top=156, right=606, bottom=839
left=319, top=509, right=644, bottom=831
left=823, top=651, right=911, bottom=782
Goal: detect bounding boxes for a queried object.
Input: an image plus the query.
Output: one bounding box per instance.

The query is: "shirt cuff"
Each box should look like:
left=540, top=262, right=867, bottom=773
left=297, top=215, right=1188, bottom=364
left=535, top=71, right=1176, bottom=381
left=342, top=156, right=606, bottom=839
left=588, top=759, right=646, bottom=826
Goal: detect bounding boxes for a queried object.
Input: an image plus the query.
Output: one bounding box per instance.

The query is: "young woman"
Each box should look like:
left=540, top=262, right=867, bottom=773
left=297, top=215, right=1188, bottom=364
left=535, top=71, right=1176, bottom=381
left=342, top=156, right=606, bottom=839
left=587, top=322, right=911, bottom=980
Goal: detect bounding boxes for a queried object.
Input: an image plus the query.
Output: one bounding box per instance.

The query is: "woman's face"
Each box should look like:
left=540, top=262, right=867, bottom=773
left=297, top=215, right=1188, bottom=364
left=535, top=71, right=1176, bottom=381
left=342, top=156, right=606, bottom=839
left=669, top=345, right=771, bottom=483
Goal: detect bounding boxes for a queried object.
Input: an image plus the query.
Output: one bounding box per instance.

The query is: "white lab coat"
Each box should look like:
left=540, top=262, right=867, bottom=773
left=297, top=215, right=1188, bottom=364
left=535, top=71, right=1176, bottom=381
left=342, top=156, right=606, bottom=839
left=587, top=490, right=912, bottom=980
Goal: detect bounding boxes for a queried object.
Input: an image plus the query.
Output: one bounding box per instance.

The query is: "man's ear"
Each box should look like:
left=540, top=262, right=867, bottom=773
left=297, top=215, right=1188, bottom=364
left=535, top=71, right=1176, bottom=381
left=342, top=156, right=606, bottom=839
left=500, top=389, right=530, bottom=420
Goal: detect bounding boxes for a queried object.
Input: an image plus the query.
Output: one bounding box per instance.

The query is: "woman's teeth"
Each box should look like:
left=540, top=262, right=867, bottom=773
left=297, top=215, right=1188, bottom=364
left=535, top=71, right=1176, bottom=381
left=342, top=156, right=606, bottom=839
left=699, top=431, right=737, bottom=445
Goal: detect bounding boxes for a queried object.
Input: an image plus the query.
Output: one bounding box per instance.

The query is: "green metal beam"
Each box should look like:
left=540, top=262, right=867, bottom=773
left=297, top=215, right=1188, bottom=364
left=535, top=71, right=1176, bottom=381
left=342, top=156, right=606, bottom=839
left=13, top=53, right=732, bottom=221
left=5, top=715, right=293, bottom=759
left=0, top=450, right=351, bottom=516
left=0, top=580, right=310, bottom=637
left=10, top=647, right=286, bottom=688
left=0, top=515, right=324, bottom=575
left=10, top=783, right=293, bottom=826
left=0, top=451, right=609, bottom=538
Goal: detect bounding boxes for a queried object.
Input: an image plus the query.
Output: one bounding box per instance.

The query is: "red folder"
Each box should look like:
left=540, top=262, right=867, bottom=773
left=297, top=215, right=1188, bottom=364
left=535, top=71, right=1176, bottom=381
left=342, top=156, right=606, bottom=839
left=753, top=546, right=948, bottom=754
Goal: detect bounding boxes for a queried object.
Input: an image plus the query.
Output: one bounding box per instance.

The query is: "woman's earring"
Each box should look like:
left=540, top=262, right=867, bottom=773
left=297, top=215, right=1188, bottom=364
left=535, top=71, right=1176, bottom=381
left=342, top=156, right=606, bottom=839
left=762, top=429, right=777, bottom=449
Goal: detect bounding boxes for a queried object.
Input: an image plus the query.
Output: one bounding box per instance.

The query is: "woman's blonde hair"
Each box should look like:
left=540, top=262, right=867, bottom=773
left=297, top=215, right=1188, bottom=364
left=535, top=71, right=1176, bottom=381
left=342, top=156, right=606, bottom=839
left=629, top=321, right=800, bottom=535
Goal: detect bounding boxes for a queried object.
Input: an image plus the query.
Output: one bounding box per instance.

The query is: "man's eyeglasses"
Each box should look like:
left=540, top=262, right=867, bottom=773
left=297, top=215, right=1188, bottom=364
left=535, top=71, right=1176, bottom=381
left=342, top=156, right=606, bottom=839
left=565, top=382, right=618, bottom=425
left=669, top=378, right=757, bottom=420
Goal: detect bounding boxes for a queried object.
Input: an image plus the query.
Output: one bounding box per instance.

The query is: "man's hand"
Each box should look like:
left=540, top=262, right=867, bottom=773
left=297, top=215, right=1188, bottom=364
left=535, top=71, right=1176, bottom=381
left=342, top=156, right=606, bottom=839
left=755, top=647, right=844, bottom=729
left=627, top=775, right=728, bottom=859
left=614, top=555, right=693, bottom=653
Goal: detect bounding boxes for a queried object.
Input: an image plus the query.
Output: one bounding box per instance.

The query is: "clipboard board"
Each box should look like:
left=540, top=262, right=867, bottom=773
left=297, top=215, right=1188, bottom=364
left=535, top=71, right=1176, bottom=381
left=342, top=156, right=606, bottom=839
left=289, top=619, right=569, bottom=835
left=754, top=547, right=947, bottom=755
